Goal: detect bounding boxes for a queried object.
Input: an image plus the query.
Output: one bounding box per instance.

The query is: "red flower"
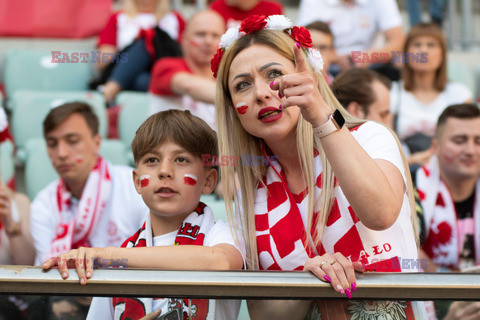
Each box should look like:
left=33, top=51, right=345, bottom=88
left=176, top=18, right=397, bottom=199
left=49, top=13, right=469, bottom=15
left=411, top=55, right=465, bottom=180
left=240, top=15, right=268, bottom=34
left=289, top=26, right=313, bottom=48
left=211, top=48, right=224, bottom=78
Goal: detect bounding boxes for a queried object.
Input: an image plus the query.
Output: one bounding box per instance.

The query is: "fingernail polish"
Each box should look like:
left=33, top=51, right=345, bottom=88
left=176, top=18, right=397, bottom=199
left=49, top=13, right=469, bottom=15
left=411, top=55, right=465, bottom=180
left=351, top=282, right=357, bottom=292
left=86, top=272, right=91, bottom=278
left=296, top=42, right=301, bottom=49
left=278, top=92, right=283, bottom=99
left=62, top=272, right=67, bottom=278
left=270, top=81, right=274, bottom=88
left=361, top=262, right=366, bottom=269
left=345, top=288, right=352, bottom=299
left=81, top=278, right=85, bottom=285
left=323, top=275, right=331, bottom=282
left=279, top=104, right=282, bottom=110
left=336, top=284, right=344, bottom=294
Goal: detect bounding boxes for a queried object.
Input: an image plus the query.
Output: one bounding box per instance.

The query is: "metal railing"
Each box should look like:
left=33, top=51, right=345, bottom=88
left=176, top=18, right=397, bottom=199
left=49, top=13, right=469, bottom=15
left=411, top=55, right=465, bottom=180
left=1, top=266, right=479, bottom=300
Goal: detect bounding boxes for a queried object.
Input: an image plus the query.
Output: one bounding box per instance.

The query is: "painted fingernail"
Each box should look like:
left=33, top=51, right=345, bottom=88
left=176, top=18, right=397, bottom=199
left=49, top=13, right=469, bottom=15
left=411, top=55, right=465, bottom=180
left=62, top=272, right=67, bottom=278
left=279, top=104, right=282, bottom=110
left=278, top=92, right=283, bottom=99
left=345, top=288, right=352, bottom=299
left=86, top=272, right=91, bottom=278
left=270, top=81, right=274, bottom=88
left=351, top=282, right=357, bottom=292
left=323, top=275, right=331, bottom=283
left=361, top=262, right=366, bottom=269
left=296, top=42, right=301, bottom=49
left=80, top=278, right=86, bottom=285
left=336, top=284, right=344, bottom=294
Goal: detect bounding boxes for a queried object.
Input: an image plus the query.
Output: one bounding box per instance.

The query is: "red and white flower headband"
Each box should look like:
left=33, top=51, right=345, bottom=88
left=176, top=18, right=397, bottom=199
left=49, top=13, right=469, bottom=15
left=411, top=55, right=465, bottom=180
left=211, top=14, right=324, bottom=78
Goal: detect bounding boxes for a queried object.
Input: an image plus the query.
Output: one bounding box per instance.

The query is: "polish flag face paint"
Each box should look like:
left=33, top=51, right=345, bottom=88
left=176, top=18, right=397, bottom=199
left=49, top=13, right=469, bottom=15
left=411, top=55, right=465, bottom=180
left=140, top=175, right=150, bottom=188
left=236, top=102, right=248, bottom=115
left=75, top=155, right=83, bottom=163
left=184, top=174, right=197, bottom=186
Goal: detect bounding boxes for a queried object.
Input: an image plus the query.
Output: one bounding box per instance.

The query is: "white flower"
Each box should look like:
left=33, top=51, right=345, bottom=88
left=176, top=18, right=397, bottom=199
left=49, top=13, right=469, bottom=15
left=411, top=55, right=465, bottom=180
left=265, top=15, right=293, bottom=31
left=219, top=26, right=242, bottom=50
left=307, top=47, right=324, bottom=73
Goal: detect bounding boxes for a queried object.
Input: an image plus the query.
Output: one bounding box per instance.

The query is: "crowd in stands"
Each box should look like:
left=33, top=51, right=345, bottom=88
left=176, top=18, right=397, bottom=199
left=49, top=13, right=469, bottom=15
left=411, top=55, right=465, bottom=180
left=0, top=0, right=479, bottom=319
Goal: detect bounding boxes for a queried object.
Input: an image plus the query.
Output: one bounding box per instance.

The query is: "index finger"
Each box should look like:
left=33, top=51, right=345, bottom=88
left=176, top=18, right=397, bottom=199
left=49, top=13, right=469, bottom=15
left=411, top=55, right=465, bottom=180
left=294, top=43, right=308, bottom=74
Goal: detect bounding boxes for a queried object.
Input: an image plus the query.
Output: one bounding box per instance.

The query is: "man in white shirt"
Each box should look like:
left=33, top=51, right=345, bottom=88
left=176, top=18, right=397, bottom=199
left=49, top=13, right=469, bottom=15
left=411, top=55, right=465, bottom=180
left=30, top=102, right=148, bottom=318
left=298, top=0, right=404, bottom=70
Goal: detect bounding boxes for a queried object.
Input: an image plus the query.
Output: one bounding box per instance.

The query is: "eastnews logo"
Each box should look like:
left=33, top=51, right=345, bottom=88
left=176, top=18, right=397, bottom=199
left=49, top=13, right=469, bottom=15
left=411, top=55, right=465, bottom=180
left=51, top=51, right=128, bottom=64
left=351, top=51, right=428, bottom=64
left=202, top=154, right=278, bottom=167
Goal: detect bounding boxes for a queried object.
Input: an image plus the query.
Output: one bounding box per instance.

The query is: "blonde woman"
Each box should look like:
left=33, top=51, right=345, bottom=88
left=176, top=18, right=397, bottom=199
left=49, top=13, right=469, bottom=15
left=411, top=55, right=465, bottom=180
left=212, top=15, right=426, bottom=319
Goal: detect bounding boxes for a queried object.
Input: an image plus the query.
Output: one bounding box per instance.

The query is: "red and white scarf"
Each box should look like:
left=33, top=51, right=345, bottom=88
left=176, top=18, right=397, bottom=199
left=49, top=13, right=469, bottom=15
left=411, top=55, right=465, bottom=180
left=112, top=202, right=216, bottom=320
left=50, top=157, right=111, bottom=257
left=417, top=156, right=480, bottom=269
left=254, top=141, right=426, bottom=319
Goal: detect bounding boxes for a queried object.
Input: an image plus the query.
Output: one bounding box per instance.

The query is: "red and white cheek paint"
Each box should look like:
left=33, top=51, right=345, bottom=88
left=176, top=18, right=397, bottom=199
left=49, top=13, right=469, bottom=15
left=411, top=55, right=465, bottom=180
left=75, top=155, right=83, bottom=163
left=184, top=174, right=197, bottom=186
left=236, top=102, right=248, bottom=115
left=140, top=175, right=150, bottom=188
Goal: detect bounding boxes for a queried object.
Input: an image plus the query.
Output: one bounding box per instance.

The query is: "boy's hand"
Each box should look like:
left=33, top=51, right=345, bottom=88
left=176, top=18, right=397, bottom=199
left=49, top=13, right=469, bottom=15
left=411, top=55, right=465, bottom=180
left=42, top=247, right=110, bottom=285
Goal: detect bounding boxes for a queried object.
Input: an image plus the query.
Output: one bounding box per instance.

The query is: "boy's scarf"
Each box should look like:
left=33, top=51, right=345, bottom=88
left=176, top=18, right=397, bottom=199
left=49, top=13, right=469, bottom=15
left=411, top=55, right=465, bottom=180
left=112, top=202, right=216, bottom=320
left=51, top=157, right=111, bottom=257
left=417, top=156, right=480, bottom=268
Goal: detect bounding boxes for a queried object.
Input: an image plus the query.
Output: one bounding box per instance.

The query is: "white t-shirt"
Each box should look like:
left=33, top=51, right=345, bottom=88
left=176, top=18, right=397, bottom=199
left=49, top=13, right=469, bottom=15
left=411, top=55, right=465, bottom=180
left=31, top=165, right=148, bottom=266
left=390, top=81, right=473, bottom=140
left=297, top=0, right=402, bottom=55
left=87, top=219, right=243, bottom=320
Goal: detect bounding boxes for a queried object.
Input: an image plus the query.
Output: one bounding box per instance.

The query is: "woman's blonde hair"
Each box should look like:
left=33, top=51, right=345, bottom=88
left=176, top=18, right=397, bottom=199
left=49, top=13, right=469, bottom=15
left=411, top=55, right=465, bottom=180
left=215, top=30, right=418, bottom=270
left=402, top=23, right=448, bottom=92
left=123, top=0, right=170, bottom=21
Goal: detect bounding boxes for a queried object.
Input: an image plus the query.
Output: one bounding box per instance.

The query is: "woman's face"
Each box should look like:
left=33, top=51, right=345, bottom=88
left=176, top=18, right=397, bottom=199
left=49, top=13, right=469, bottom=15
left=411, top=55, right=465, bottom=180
left=227, top=44, right=301, bottom=143
left=407, top=35, right=443, bottom=73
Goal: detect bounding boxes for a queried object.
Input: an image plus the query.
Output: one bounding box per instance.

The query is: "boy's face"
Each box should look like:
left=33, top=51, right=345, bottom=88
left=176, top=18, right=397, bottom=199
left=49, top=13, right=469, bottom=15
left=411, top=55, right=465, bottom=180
left=132, top=140, right=217, bottom=232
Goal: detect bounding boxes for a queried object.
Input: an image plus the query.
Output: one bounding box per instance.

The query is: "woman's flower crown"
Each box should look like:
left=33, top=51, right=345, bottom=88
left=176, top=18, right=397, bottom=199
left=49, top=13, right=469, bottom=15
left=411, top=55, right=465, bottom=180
left=211, top=14, right=324, bottom=78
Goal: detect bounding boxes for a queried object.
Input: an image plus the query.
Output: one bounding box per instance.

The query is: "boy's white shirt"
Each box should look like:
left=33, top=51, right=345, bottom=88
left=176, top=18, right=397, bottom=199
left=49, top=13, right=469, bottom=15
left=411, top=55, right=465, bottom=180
left=87, top=205, right=245, bottom=320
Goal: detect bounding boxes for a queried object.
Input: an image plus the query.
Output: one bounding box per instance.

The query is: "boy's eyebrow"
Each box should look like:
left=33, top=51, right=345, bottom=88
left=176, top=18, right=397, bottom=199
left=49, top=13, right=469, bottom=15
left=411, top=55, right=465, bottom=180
left=144, top=147, right=192, bottom=157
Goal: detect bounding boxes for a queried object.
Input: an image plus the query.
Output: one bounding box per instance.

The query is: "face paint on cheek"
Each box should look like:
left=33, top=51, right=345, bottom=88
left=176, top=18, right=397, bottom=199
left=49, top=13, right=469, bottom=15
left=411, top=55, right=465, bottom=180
left=140, top=175, right=150, bottom=188
left=184, top=174, right=197, bottom=186
left=75, top=155, right=83, bottom=163
left=442, top=153, right=454, bottom=164
left=191, top=37, right=202, bottom=48
left=236, top=102, right=248, bottom=115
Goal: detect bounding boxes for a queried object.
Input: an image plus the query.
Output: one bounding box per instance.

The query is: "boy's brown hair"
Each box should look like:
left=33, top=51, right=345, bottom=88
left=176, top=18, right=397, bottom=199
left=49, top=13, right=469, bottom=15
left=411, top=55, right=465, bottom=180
left=132, top=110, right=218, bottom=166
left=43, top=102, right=99, bottom=136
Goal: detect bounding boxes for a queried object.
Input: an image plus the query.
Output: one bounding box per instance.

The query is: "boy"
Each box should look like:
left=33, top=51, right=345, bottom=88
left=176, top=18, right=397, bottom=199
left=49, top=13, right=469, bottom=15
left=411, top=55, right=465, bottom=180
left=42, top=110, right=244, bottom=320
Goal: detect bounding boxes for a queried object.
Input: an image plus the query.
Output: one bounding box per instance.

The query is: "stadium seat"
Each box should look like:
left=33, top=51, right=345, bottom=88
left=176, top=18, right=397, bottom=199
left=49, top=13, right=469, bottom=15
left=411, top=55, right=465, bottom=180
left=4, top=49, right=91, bottom=100
left=10, top=90, right=107, bottom=162
left=24, top=138, right=130, bottom=200
left=0, top=140, right=15, bottom=185
left=448, top=60, right=476, bottom=94
left=200, top=194, right=228, bottom=222
left=117, top=91, right=150, bottom=163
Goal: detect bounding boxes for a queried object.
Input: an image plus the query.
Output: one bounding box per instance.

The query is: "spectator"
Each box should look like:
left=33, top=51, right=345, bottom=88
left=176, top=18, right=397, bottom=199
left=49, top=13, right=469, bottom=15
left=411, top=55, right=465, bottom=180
left=212, top=15, right=426, bottom=318
left=306, top=21, right=336, bottom=84
left=331, top=68, right=392, bottom=127
left=29, top=102, right=148, bottom=319
left=94, top=0, right=185, bottom=103
left=298, top=0, right=405, bottom=71
left=391, top=23, right=472, bottom=166
left=210, top=0, right=283, bottom=28
left=43, top=110, right=244, bottom=320
left=415, top=104, right=480, bottom=319
left=149, top=10, right=225, bottom=129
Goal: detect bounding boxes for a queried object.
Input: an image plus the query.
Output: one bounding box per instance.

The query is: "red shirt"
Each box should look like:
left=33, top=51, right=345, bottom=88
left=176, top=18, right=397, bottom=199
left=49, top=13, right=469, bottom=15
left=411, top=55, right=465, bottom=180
left=149, top=58, right=191, bottom=96
left=97, top=11, right=185, bottom=48
left=210, top=0, right=283, bottom=28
